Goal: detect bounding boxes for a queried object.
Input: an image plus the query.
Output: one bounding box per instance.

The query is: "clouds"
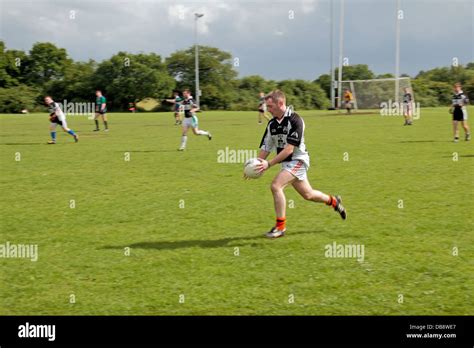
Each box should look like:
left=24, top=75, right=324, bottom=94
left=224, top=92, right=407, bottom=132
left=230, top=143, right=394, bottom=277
left=0, top=0, right=472, bottom=80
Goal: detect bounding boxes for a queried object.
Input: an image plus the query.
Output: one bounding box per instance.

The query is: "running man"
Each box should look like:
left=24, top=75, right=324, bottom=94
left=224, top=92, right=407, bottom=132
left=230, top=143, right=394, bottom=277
left=403, top=87, right=413, bottom=126
left=44, top=96, right=79, bottom=144
left=249, top=90, right=346, bottom=239
left=165, top=91, right=183, bottom=125
left=94, top=90, right=109, bottom=131
left=258, top=91, right=271, bottom=124
left=178, top=89, right=212, bottom=151
left=450, top=82, right=470, bottom=142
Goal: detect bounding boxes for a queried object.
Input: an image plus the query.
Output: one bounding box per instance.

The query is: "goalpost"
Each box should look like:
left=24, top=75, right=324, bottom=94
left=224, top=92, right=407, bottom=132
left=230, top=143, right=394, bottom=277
left=339, top=77, right=414, bottom=110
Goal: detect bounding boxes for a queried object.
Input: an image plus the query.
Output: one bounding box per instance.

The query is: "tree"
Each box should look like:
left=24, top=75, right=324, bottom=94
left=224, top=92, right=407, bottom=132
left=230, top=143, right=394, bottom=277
left=166, top=46, right=238, bottom=109
left=277, top=80, right=329, bottom=110
left=93, top=52, right=175, bottom=110
left=0, top=41, right=29, bottom=87
left=0, top=85, right=39, bottom=113
left=45, top=60, right=97, bottom=103
left=335, top=64, right=375, bottom=81
left=24, top=42, right=72, bottom=87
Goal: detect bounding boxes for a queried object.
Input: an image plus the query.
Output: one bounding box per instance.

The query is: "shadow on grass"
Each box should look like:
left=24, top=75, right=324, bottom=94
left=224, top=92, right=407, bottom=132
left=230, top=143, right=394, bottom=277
left=441, top=154, right=474, bottom=158
left=114, top=150, right=178, bottom=153
left=101, top=230, right=322, bottom=251
left=398, top=140, right=449, bottom=143
left=1, top=142, right=45, bottom=145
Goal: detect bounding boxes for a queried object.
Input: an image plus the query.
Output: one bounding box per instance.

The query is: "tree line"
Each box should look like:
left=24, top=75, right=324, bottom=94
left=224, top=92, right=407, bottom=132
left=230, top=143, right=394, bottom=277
left=1, top=41, right=473, bottom=113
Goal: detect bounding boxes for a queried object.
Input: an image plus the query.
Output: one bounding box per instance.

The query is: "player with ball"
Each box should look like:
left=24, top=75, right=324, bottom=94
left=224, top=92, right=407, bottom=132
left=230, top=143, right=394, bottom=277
left=244, top=90, right=346, bottom=239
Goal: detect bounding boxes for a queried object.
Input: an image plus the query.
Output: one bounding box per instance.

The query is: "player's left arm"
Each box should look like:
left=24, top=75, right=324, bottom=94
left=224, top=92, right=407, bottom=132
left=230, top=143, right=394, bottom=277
left=190, top=103, right=199, bottom=113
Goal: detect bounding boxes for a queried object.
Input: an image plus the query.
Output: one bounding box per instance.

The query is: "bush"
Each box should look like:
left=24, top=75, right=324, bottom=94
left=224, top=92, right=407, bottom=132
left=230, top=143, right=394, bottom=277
left=0, top=85, right=40, bottom=113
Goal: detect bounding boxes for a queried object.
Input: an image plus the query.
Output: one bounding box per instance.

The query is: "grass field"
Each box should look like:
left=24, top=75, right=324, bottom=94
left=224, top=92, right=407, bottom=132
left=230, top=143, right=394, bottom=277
left=0, top=108, right=473, bottom=315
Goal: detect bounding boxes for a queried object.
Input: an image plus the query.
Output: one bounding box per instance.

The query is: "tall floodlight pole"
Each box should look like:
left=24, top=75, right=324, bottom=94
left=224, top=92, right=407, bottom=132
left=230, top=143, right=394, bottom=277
left=395, top=0, right=401, bottom=104
left=194, top=13, right=204, bottom=108
left=337, top=0, right=345, bottom=109
left=330, top=0, right=336, bottom=109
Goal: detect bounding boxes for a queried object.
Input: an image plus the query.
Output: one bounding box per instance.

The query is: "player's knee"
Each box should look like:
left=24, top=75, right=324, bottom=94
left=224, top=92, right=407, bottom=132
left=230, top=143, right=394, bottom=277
left=270, top=181, right=282, bottom=194
left=301, top=191, right=313, bottom=200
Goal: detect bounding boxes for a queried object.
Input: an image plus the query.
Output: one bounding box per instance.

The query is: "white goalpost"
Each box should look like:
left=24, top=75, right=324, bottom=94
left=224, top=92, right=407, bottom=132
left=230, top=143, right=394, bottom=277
left=339, top=77, right=414, bottom=110
left=331, top=0, right=404, bottom=111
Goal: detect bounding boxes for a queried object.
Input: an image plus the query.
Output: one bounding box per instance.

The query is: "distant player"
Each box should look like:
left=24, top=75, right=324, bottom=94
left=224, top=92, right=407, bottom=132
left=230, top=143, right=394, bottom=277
left=94, top=90, right=109, bottom=131
left=403, top=87, right=413, bottom=126
left=249, top=90, right=346, bottom=239
left=178, top=89, right=212, bottom=151
left=165, top=91, right=183, bottom=125
left=44, top=96, right=78, bottom=144
left=450, top=83, right=470, bottom=142
left=343, top=88, right=354, bottom=114
left=258, top=91, right=271, bottom=124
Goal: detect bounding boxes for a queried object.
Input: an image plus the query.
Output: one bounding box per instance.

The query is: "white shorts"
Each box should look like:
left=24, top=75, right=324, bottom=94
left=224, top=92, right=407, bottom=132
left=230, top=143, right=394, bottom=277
left=50, top=119, right=68, bottom=129
left=403, top=103, right=412, bottom=114
left=183, top=115, right=198, bottom=128
left=282, top=160, right=308, bottom=181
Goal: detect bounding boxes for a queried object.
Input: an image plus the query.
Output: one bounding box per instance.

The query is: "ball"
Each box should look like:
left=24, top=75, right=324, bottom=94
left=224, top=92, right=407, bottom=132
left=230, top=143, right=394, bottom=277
left=243, top=158, right=263, bottom=179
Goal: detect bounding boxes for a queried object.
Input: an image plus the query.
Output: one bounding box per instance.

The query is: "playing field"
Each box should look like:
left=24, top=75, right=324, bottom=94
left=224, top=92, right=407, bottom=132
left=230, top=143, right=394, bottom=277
left=0, top=108, right=472, bottom=315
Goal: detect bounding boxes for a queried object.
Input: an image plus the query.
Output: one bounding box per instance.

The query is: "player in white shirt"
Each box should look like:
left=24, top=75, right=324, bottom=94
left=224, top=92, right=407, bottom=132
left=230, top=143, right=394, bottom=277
left=178, top=89, right=212, bottom=151
left=250, top=90, right=346, bottom=239
left=44, top=96, right=78, bottom=144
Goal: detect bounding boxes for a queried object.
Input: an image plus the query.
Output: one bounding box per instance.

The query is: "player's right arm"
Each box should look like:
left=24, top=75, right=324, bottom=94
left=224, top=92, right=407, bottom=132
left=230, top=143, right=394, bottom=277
left=258, top=123, right=274, bottom=160
left=258, top=150, right=270, bottom=160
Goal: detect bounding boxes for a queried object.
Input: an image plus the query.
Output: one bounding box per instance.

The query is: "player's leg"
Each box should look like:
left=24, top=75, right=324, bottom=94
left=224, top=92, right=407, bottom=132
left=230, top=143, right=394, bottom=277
left=102, top=113, right=109, bottom=131
left=48, top=122, right=57, bottom=144
left=93, top=113, right=100, bottom=131
left=265, top=170, right=297, bottom=238
left=61, top=120, right=79, bottom=142
left=453, top=120, right=459, bottom=142
left=462, top=120, right=470, bottom=141
left=179, top=122, right=190, bottom=151
left=174, top=111, right=180, bottom=125
left=191, top=115, right=212, bottom=140
left=292, top=178, right=346, bottom=220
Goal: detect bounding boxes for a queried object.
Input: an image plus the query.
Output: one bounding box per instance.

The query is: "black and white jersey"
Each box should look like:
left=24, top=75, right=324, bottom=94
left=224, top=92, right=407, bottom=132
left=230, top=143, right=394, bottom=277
left=259, top=106, right=310, bottom=166
left=47, top=101, right=65, bottom=121
left=403, top=93, right=412, bottom=104
left=182, top=96, right=197, bottom=118
left=452, top=91, right=469, bottom=108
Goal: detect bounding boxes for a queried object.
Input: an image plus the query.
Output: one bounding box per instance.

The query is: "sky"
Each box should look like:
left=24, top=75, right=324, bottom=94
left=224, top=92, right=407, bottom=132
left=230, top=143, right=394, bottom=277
left=0, top=0, right=473, bottom=81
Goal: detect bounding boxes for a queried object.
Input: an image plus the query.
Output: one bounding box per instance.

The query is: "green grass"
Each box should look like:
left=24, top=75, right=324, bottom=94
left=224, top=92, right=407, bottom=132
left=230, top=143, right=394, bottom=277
left=0, top=108, right=473, bottom=315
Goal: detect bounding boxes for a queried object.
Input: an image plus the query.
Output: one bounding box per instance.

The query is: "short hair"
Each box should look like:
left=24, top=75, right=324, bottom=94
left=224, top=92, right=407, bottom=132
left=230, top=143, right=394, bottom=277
left=96, top=90, right=102, bottom=93
left=264, top=90, right=286, bottom=104
left=44, top=95, right=52, bottom=99
left=454, top=82, right=462, bottom=88
left=183, top=88, right=191, bottom=94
